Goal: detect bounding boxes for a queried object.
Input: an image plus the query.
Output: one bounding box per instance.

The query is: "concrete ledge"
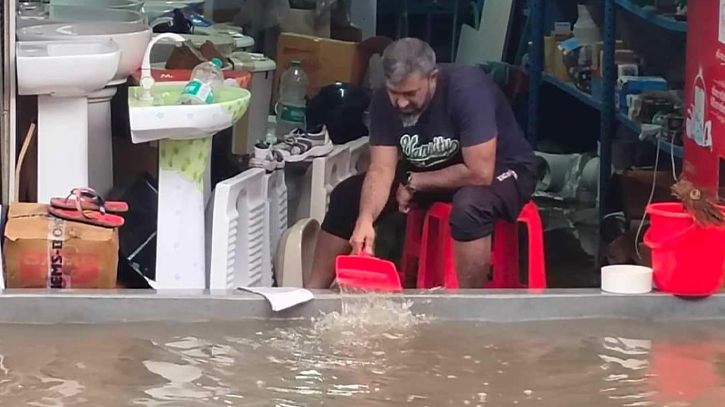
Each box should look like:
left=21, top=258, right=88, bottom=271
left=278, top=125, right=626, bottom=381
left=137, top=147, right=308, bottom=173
left=0, top=289, right=721, bottom=324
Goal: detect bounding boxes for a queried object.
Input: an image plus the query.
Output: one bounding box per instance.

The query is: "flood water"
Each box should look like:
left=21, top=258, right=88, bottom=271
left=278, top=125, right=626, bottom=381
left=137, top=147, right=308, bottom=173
left=1, top=298, right=725, bottom=406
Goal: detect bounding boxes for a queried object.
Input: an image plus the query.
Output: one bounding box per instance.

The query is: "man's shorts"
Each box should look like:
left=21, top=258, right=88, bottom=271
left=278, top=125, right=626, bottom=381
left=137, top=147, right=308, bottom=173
left=321, top=162, right=537, bottom=242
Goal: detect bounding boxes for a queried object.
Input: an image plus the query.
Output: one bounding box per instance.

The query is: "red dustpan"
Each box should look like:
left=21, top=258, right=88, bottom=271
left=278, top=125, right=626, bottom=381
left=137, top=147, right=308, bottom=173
left=335, top=253, right=403, bottom=292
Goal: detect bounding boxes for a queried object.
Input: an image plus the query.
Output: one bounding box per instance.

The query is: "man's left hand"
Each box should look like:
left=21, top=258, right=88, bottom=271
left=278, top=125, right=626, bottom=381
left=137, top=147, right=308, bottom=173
left=396, top=183, right=414, bottom=213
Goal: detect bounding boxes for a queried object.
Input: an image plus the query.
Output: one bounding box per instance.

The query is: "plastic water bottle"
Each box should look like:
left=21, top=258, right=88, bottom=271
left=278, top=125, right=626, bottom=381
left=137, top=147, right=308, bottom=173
left=276, top=61, right=308, bottom=138
left=179, top=58, right=224, bottom=105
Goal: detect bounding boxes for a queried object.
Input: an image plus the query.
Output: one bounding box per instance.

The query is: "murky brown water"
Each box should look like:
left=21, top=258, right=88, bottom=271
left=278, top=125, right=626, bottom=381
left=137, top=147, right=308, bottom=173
left=0, top=301, right=724, bottom=406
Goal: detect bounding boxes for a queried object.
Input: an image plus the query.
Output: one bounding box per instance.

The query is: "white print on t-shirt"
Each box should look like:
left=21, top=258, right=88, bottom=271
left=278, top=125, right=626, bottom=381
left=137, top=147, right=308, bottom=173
left=496, top=170, right=518, bottom=182
left=400, top=133, right=460, bottom=168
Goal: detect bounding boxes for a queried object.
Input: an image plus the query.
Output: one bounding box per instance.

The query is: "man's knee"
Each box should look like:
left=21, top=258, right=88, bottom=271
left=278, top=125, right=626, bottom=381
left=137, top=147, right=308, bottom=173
left=321, top=174, right=365, bottom=240
left=328, top=175, right=364, bottom=211
left=449, top=187, right=495, bottom=242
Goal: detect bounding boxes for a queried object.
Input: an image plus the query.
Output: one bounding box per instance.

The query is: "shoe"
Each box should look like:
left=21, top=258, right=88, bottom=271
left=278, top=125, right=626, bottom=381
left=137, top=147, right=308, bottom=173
left=250, top=141, right=284, bottom=172
left=276, top=125, right=334, bottom=163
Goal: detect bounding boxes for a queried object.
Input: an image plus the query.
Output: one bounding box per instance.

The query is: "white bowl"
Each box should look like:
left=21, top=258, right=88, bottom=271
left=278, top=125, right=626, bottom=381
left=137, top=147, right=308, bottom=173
left=601, top=265, right=653, bottom=294
left=17, top=22, right=152, bottom=85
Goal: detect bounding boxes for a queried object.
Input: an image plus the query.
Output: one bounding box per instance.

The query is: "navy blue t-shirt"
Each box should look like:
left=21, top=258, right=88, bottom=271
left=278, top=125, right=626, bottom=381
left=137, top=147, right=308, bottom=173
left=369, top=64, right=534, bottom=172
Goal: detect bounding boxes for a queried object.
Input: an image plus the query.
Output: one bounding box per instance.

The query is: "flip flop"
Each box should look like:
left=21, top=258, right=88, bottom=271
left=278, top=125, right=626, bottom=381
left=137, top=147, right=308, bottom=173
left=48, top=207, right=125, bottom=228
left=50, top=188, right=129, bottom=213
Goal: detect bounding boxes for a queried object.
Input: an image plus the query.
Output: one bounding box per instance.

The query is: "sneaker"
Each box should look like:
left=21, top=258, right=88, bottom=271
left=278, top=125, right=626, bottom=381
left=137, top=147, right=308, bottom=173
left=250, top=141, right=284, bottom=172
left=275, top=125, right=334, bottom=163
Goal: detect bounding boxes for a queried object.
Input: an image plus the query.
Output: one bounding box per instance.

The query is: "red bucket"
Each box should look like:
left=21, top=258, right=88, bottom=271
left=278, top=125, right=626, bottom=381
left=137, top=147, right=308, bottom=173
left=644, top=203, right=725, bottom=296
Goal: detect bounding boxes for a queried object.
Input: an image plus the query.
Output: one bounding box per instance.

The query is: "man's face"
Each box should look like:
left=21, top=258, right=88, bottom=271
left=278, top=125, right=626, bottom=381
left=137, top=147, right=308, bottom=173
left=386, top=71, right=437, bottom=123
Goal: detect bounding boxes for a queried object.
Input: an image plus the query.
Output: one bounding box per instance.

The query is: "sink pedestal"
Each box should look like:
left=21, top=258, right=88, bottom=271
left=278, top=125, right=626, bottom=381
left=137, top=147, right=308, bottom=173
left=37, top=95, right=90, bottom=203
left=88, top=86, right=118, bottom=197
left=155, top=138, right=211, bottom=289
left=128, top=83, right=250, bottom=289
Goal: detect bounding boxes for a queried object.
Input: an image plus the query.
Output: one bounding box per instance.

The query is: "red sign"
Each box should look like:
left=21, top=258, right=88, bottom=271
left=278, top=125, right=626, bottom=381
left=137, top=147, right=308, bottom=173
left=684, top=0, right=725, bottom=198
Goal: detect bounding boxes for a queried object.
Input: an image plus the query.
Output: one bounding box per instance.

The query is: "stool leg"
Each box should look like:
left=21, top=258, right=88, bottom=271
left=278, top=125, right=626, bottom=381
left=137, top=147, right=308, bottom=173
left=524, top=206, right=547, bottom=289
left=401, top=209, right=425, bottom=285
left=490, top=221, right=519, bottom=288
left=441, top=219, right=459, bottom=289
left=417, top=215, right=433, bottom=289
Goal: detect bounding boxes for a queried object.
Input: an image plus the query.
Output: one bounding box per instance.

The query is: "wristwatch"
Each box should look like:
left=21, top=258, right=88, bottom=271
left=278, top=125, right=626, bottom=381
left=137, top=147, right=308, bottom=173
left=402, top=172, right=417, bottom=194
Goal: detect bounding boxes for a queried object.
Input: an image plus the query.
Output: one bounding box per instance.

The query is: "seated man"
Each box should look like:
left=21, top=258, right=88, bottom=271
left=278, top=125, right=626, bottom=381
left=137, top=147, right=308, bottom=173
left=305, top=38, right=536, bottom=289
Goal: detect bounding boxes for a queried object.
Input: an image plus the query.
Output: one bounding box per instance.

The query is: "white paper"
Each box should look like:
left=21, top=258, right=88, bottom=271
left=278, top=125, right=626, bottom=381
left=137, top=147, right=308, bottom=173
left=238, top=287, right=314, bottom=312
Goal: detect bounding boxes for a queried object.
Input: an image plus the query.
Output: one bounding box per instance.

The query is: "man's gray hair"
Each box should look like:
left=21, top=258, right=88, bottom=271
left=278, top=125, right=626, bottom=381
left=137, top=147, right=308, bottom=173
left=382, top=38, right=437, bottom=85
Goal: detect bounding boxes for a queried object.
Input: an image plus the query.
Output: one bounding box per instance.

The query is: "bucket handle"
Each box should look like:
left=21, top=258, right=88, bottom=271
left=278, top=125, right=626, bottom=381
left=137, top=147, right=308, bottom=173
left=643, top=225, right=697, bottom=250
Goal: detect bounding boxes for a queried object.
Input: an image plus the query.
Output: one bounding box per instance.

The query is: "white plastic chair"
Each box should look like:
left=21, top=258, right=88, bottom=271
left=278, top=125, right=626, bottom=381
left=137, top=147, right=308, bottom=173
left=209, top=168, right=269, bottom=289
left=264, top=170, right=288, bottom=285
left=347, top=136, right=370, bottom=176
left=293, top=145, right=352, bottom=224
left=309, top=145, right=352, bottom=223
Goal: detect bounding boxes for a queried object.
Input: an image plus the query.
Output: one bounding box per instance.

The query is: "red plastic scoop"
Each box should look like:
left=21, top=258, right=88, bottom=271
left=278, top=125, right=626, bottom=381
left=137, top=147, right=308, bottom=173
left=335, top=253, right=403, bottom=292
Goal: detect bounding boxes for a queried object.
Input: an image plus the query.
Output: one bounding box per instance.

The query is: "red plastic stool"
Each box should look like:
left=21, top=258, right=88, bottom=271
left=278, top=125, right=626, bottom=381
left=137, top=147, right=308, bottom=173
left=408, top=201, right=547, bottom=289
left=400, top=208, right=427, bottom=284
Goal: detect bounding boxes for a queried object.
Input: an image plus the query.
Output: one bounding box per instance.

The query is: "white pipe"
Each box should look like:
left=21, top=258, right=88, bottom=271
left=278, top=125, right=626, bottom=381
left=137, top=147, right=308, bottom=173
left=138, top=32, right=185, bottom=102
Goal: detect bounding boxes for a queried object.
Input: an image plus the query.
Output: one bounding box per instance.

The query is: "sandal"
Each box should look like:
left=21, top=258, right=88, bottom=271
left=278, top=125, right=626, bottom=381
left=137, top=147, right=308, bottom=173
left=50, top=188, right=129, bottom=214
left=48, top=207, right=125, bottom=228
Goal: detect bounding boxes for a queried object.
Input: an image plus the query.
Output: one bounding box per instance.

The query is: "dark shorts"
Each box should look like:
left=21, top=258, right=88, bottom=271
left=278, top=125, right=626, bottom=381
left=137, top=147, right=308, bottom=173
left=321, top=162, right=537, bottom=242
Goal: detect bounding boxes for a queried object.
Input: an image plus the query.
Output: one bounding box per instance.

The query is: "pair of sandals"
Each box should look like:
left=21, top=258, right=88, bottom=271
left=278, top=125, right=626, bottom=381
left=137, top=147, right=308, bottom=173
left=48, top=188, right=128, bottom=228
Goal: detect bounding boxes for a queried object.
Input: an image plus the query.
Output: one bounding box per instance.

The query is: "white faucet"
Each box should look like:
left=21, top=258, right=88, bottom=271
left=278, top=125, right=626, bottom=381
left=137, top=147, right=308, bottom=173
left=138, top=33, right=186, bottom=102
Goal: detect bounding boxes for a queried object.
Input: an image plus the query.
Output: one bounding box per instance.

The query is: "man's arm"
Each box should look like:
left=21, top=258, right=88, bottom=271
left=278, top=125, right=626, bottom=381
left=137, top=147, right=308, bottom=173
left=358, top=146, right=399, bottom=223
left=409, top=138, right=496, bottom=191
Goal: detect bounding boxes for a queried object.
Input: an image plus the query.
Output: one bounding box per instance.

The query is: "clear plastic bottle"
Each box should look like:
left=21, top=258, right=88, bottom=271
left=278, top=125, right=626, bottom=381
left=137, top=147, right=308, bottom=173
left=276, top=61, right=308, bottom=138
left=179, top=58, right=224, bottom=105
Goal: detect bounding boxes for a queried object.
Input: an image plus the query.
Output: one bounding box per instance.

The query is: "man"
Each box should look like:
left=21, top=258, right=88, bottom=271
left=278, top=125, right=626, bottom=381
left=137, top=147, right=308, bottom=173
left=305, top=38, right=536, bottom=289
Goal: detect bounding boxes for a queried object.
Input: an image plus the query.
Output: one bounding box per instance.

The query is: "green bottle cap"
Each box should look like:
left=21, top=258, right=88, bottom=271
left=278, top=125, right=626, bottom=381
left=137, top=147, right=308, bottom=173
left=211, top=58, right=223, bottom=68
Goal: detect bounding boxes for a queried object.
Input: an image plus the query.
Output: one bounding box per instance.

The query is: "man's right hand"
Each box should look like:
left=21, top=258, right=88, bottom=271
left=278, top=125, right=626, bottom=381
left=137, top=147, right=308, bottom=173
left=349, top=219, right=375, bottom=255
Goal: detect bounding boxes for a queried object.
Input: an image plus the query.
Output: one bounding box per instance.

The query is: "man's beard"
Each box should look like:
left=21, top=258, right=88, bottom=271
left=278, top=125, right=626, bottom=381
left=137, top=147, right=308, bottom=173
left=399, top=86, right=433, bottom=128
left=400, top=111, right=423, bottom=127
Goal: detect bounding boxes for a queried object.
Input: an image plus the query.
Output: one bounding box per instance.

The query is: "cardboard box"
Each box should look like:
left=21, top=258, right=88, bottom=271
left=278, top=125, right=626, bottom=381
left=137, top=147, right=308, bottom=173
left=275, top=33, right=366, bottom=101
left=4, top=203, right=119, bottom=288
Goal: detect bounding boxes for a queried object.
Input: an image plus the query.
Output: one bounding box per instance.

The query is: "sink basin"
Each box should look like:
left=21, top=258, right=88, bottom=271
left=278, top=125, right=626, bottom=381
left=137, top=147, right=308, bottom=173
left=17, top=40, right=121, bottom=96
left=49, top=0, right=144, bottom=11
left=17, top=22, right=151, bottom=85
left=49, top=6, right=146, bottom=24
left=128, top=84, right=251, bottom=143
left=17, top=6, right=146, bottom=28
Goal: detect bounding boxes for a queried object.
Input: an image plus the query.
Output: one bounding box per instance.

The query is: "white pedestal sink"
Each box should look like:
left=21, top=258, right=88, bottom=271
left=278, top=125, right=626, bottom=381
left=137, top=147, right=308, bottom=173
left=16, top=40, right=121, bottom=203
left=129, top=84, right=250, bottom=289
left=17, top=22, right=152, bottom=198
left=17, top=6, right=146, bottom=29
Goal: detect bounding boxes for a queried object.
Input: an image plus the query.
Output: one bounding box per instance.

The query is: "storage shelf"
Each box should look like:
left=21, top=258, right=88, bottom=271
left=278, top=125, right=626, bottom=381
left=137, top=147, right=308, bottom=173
left=542, top=73, right=684, bottom=159
left=542, top=73, right=601, bottom=110
left=615, top=0, right=687, bottom=32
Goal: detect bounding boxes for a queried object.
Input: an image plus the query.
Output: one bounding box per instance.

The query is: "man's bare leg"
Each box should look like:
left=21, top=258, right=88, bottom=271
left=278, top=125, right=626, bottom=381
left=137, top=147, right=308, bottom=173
left=304, top=230, right=351, bottom=289
left=453, top=236, right=491, bottom=288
